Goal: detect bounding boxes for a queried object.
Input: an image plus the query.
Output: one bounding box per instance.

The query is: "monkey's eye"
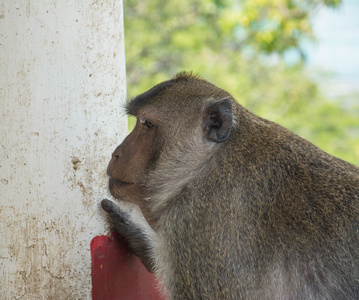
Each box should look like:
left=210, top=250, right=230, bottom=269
left=140, top=118, right=154, bottom=129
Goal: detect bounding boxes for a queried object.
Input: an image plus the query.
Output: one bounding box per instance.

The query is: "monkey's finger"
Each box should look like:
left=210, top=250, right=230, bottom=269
left=101, top=198, right=131, bottom=224
left=101, top=199, right=116, bottom=213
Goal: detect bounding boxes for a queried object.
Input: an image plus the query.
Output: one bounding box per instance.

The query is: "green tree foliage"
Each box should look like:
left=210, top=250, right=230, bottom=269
left=124, top=0, right=359, bottom=165
left=237, top=0, right=342, bottom=55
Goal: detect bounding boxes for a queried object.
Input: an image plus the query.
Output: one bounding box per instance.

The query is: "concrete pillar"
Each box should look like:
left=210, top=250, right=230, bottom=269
left=0, top=1, right=127, bottom=298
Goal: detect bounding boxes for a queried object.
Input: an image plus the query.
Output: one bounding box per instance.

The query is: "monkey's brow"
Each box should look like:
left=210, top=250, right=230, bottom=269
left=125, top=79, right=176, bottom=116
left=124, top=100, right=136, bottom=116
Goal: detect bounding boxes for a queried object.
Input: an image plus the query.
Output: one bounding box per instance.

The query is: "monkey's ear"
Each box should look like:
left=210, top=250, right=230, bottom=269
left=204, top=98, right=232, bottom=143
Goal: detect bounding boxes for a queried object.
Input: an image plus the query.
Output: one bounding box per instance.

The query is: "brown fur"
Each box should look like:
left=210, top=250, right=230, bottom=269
left=102, top=73, right=359, bottom=299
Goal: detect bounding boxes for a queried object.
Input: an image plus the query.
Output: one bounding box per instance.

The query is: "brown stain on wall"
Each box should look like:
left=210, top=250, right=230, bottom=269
left=71, top=157, right=81, bottom=171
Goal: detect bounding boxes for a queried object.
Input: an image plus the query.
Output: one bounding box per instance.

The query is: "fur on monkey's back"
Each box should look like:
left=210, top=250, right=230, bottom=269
left=152, top=76, right=359, bottom=299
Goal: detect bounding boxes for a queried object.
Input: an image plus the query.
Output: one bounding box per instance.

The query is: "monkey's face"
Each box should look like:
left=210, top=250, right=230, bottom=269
left=106, top=74, right=234, bottom=221
left=107, top=113, right=162, bottom=204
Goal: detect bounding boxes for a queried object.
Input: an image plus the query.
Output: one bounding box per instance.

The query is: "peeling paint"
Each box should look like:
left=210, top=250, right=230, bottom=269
left=0, top=0, right=127, bottom=298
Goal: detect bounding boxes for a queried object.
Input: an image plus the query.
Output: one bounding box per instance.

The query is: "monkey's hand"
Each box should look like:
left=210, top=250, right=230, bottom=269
left=101, top=199, right=156, bottom=273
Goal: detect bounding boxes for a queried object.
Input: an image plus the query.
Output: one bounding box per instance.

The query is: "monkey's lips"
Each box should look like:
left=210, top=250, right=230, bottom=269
left=109, top=177, right=133, bottom=188
left=108, top=177, right=134, bottom=198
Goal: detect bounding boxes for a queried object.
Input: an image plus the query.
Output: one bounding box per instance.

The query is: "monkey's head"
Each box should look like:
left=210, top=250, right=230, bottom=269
left=107, top=73, right=237, bottom=221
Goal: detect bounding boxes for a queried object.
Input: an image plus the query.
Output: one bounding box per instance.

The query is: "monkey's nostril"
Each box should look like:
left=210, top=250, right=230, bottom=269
left=112, top=152, right=119, bottom=159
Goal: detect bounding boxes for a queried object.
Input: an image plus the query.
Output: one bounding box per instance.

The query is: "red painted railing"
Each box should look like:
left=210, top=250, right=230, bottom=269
left=91, top=233, right=163, bottom=300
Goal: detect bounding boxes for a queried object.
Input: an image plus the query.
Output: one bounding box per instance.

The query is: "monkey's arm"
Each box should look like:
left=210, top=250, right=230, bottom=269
left=101, top=199, right=156, bottom=273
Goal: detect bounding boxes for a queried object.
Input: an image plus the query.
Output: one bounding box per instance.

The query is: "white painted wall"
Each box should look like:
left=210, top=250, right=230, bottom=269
left=0, top=1, right=127, bottom=298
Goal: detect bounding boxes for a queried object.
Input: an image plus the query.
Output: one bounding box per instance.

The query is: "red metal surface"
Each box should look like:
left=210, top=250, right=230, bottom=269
left=91, top=232, right=163, bottom=300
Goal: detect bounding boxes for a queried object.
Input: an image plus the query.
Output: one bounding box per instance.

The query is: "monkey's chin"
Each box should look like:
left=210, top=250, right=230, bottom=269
left=108, top=177, right=134, bottom=199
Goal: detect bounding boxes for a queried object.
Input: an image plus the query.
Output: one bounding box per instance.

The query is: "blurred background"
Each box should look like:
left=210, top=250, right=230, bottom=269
left=123, top=0, right=359, bottom=165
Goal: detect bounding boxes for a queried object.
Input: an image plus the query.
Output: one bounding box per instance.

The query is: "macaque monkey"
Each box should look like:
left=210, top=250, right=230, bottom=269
left=102, top=72, right=359, bottom=299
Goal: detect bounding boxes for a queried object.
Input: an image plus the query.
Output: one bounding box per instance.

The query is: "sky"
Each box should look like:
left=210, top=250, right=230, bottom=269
left=306, top=0, right=359, bottom=98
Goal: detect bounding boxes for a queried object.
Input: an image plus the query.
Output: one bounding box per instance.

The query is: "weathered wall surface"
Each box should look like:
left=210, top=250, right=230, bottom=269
left=0, top=1, right=127, bottom=298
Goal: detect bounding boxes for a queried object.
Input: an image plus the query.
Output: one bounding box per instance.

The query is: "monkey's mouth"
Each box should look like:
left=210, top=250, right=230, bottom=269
left=108, top=177, right=136, bottom=199
left=109, top=177, right=133, bottom=188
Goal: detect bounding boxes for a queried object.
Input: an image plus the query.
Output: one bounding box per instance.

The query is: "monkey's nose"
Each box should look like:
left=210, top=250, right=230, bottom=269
left=107, top=157, right=116, bottom=176
left=111, top=152, right=119, bottom=159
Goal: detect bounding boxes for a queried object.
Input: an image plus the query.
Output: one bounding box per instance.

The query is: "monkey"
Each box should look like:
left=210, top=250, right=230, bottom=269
left=101, top=72, right=359, bottom=299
